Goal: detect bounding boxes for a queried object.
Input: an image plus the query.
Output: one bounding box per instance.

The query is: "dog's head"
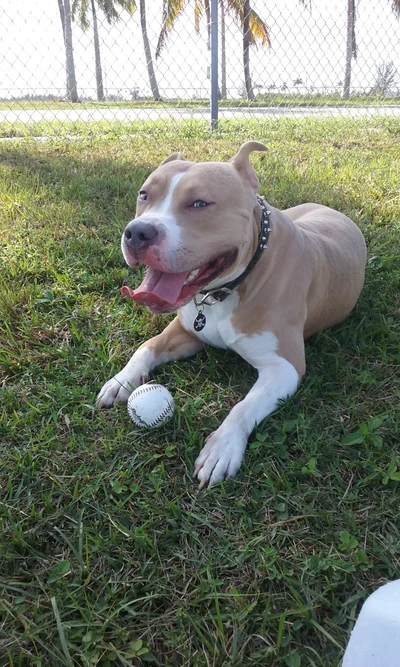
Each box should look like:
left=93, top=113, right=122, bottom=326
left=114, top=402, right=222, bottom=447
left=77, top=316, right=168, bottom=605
left=121, top=141, right=268, bottom=313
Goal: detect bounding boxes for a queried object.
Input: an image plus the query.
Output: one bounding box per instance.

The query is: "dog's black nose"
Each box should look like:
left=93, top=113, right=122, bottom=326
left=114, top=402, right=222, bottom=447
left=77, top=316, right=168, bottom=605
left=124, top=222, right=158, bottom=250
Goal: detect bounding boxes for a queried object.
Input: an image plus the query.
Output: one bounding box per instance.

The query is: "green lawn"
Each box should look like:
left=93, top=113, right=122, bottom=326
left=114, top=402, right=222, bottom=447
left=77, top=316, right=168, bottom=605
left=0, top=117, right=399, bottom=666
left=0, top=91, right=399, bottom=113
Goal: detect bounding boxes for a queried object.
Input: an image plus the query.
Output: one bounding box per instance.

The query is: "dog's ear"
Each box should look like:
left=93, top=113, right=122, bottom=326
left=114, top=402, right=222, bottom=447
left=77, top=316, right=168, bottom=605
left=160, top=152, right=187, bottom=166
left=230, top=141, right=268, bottom=191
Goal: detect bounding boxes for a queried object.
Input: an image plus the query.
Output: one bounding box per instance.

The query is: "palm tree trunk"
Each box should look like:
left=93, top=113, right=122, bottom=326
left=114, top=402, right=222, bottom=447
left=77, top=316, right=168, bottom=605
left=57, top=0, right=66, bottom=41
left=342, top=0, right=356, bottom=99
left=220, top=0, right=227, bottom=99
left=91, top=0, right=105, bottom=101
left=139, top=0, right=161, bottom=101
left=60, top=0, right=79, bottom=102
left=243, top=0, right=254, bottom=101
left=205, top=0, right=211, bottom=50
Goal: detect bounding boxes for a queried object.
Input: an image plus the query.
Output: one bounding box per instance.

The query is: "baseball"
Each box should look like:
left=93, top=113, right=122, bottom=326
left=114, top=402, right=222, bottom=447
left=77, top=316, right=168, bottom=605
left=127, top=383, right=175, bottom=429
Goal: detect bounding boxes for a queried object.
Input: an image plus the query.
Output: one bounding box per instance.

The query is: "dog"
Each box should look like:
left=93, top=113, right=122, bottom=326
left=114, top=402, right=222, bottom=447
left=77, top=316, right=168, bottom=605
left=97, top=141, right=366, bottom=487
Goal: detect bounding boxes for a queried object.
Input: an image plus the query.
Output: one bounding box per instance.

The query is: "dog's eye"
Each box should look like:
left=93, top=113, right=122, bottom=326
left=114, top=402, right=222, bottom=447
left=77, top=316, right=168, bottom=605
left=192, top=200, right=208, bottom=208
left=138, top=191, right=148, bottom=201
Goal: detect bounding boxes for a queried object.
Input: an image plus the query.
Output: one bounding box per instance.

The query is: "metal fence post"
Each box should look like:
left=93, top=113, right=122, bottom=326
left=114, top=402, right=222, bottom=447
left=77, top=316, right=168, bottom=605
left=2, top=3, right=400, bottom=129
left=210, top=0, right=218, bottom=131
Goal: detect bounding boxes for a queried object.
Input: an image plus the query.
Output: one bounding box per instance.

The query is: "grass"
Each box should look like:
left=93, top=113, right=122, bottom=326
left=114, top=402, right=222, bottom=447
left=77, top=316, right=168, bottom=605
left=0, top=116, right=399, bottom=666
left=1, top=92, right=399, bottom=112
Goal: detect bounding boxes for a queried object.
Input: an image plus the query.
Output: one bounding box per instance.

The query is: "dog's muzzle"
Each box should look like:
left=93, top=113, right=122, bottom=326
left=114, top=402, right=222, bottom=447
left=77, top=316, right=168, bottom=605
left=123, top=221, right=160, bottom=253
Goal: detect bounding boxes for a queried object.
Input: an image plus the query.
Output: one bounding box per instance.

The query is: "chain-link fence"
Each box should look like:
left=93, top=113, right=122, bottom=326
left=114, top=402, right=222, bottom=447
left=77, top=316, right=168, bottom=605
left=1, top=0, right=400, bottom=133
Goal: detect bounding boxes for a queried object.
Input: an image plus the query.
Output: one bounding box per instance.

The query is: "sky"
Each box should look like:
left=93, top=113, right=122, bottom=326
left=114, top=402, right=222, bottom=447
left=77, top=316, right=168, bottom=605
left=0, top=0, right=399, bottom=100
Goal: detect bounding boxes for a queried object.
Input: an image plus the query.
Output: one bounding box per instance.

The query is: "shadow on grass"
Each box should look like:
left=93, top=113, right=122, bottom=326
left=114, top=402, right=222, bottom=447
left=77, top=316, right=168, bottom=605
left=1, top=129, right=400, bottom=666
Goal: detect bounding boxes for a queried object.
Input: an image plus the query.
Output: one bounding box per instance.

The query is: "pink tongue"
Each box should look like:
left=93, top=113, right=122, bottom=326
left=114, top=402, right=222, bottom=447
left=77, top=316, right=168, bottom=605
left=121, top=267, right=190, bottom=306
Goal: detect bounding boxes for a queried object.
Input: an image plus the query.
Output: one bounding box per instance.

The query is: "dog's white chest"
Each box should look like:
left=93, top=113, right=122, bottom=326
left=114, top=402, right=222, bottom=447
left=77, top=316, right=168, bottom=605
left=179, top=293, right=242, bottom=349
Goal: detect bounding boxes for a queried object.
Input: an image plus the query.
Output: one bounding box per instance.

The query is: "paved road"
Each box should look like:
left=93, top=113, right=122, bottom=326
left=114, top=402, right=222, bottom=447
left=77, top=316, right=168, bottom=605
left=1, top=105, right=400, bottom=124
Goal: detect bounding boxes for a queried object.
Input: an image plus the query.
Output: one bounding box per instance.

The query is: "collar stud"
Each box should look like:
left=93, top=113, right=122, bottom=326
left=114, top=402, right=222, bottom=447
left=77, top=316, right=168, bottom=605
left=192, top=195, right=271, bottom=331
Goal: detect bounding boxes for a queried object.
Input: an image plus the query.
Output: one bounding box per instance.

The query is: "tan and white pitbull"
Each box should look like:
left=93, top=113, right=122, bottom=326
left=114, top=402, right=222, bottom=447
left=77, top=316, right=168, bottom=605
left=97, top=142, right=366, bottom=487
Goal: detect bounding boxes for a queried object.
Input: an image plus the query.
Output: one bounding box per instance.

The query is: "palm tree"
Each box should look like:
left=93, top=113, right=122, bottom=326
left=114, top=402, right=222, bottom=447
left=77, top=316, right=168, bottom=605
left=242, top=0, right=255, bottom=99
left=342, top=0, right=400, bottom=99
left=139, top=0, right=161, bottom=100
left=342, top=0, right=357, bottom=99
left=57, top=0, right=79, bottom=102
left=72, top=0, right=161, bottom=102
left=72, top=0, right=136, bottom=102
left=224, top=0, right=272, bottom=101
left=91, top=0, right=105, bottom=100
left=220, top=0, right=227, bottom=98
left=156, top=0, right=270, bottom=101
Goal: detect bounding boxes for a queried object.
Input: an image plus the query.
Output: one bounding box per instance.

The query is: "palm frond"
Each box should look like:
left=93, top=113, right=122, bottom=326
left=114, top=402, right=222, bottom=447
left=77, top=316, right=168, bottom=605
left=98, top=0, right=121, bottom=23
left=156, top=0, right=188, bottom=58
left=248, top=9, right=271, bottom=48
left=392, top=0, right=400, bottom=18
left=194, top=0, right=203, bottom=34
left=114, top=0, right=136, bottom=16
left=72, top=0, right=136, bottom=26
left=71, top=0, right=90, bottom=30
left=224, top=0, right=243, bottom=24
left=224, top=1, right=271, bottom=49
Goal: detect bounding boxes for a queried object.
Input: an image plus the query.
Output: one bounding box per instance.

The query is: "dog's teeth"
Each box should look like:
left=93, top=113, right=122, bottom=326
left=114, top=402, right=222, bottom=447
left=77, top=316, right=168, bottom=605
left=184, top=269, right=201, bottom=285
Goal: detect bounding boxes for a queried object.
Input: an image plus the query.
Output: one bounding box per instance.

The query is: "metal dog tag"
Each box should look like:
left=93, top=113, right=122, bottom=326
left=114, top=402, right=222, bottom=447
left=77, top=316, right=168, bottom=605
left=193, top=312, right=206, bottom=332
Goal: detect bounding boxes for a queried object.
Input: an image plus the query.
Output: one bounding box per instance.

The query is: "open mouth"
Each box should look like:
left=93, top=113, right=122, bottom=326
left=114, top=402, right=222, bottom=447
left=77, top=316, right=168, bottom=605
left=121, top=250, right=237, bottom=313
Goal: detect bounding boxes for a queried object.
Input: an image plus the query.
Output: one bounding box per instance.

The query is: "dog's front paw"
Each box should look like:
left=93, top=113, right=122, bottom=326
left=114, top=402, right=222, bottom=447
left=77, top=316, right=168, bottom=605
left=96, top=369, right=149, bottom=408
left=194, top=425, right=247, bottom=488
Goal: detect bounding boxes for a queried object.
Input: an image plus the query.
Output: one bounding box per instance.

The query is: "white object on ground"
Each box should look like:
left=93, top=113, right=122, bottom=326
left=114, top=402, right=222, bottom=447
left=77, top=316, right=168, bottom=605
left=127, top=383, right=174, bottom=429
left=343, top=579, right=400, bottom=667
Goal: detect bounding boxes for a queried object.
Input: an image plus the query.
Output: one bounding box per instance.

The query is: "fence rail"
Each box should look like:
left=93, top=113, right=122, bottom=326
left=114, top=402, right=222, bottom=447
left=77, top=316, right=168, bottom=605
left=0, top=0, right=399, bottom=132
